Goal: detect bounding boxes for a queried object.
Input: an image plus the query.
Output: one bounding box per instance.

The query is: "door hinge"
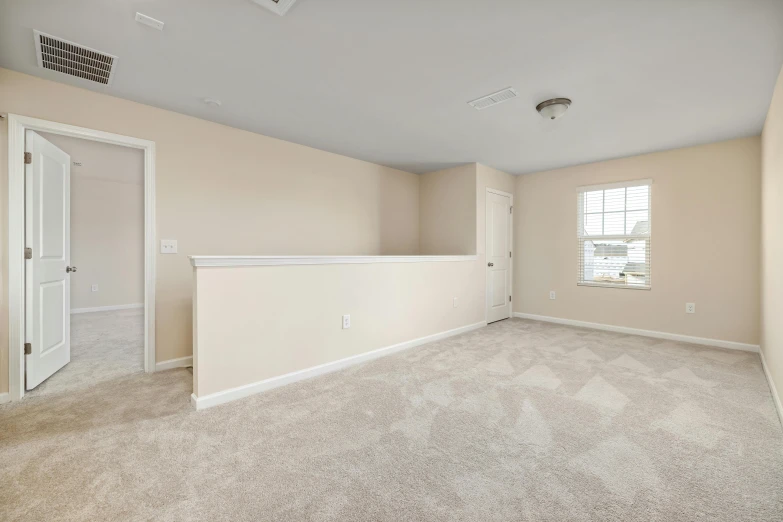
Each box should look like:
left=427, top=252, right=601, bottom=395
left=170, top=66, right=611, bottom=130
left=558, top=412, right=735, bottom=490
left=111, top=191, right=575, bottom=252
left=24, top=343, right=31, bottom=355
left=24, top=152, right=32, bottom=164
left=509, top=296, right=512, bottom=302
left=510, top=206, right=513, bottom=214
left=24, top=247, right=32, bottom=260
left=509, top=251, right=512, bottom=258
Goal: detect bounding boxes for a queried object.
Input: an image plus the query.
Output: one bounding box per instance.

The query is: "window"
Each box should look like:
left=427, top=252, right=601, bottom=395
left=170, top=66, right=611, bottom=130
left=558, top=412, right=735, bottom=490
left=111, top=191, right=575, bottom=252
left=577, top=179, right=651, bottom=289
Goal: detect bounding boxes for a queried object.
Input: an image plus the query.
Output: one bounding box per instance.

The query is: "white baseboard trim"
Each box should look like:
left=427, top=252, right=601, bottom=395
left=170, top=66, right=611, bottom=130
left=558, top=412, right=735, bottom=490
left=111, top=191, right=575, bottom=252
left=191, top=320, right=487, bottom=411
left=759, top=349, right=783, bottom=427
left=513, top=312, right=759, bottom=353
left=155, top=356, right=193, bottom=371
left=71, top=303, right=143, bottom=314
left=0, top=392, right=9, bottom=405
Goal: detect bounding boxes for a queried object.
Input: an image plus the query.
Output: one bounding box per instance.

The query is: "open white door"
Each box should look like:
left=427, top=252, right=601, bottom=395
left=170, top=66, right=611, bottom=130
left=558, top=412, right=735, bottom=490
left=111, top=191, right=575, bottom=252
left=486, top=190, right=511, bottom=324
left=25, top=130, right=72, bottom=390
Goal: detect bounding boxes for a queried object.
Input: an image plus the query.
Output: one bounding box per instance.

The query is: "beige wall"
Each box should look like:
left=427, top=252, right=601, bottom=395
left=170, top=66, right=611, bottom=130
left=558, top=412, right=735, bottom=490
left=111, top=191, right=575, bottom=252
left=419, top=165, right=476, bottom=255
left=1, top=61, right=764, bottom=401
left=514, top=136, right=761, bottom=345
left=194, top=161, right=514, bottom=401
left=40, top=133, right=144, bottom=310
left=0, top=67, right=420, bottom=393
left=761, top=67, right=783, bottom=408
left=193, top=259, right=483, bottom=398
left=418, top=162, right=515, bottom=256
left=476, top=164, right=515, bottom=255
left=192, top=160, right=519, bottom=400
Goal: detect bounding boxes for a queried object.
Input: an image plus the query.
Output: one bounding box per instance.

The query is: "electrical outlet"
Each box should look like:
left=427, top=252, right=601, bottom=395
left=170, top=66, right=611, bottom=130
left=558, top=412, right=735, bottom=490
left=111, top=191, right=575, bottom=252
left=453, top=297, right=458, bottom=308
left=342, top=314, right=351, bottom=329
left=549, top=291, right=556, bottom=300
left=91, top=284, right=98, bottom=292
left=160, top=239, right=178, bottom=254
left=686, top=303, right=696, bottom=314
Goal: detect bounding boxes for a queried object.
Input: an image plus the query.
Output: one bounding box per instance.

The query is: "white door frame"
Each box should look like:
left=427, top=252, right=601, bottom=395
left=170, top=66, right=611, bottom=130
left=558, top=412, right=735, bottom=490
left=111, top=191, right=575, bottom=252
left=485, top=188, right=513, bottom=322
left=7, top=114, right=156, bottom=402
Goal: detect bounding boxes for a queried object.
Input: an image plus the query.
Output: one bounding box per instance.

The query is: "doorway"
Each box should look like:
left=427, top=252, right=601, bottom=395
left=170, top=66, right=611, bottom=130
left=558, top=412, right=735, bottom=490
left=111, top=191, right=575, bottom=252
left=485, top=188, right=513, bottom=323
left=24, top=131, right=145, bottom=395
left=7, top=114, right=156, bottom=402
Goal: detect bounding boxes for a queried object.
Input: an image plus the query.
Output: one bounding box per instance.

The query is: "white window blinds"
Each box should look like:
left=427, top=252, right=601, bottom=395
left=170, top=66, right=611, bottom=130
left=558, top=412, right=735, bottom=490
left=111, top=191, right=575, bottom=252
left=577, top=179, right=651, bottom=289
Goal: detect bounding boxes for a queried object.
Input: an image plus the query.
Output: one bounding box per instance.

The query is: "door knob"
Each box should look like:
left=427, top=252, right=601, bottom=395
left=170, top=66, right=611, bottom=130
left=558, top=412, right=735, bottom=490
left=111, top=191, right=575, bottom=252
left=488, top=262, right=494, bottom=267
left=66, top=266, right=77, bottom=273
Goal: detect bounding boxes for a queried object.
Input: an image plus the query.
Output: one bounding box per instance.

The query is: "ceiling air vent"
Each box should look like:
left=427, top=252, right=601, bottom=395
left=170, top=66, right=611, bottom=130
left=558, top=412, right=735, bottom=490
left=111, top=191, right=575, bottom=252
left=33, top=30, right=117, bottom=86
left=468, top=87, right=518, bottom=110
left=251, top=0, right=299, bottom=16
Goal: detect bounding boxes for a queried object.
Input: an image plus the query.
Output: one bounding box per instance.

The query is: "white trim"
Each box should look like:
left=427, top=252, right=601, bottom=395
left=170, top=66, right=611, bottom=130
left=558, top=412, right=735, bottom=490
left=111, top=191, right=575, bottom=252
left=759, top=349, right=783, bottom=427
left=156, top=356, right=193, bottom=372
left=577, top=234, right=651, bottom=241
left=189, top=255, right=477, bottom=268
left=513, top=313, right=759, bottom=353
left=192, top=320, right=487, bottom=410
left=486, top=188, right=513, bottom=198
left=577, top=282, right=651, bottom=291
left=71, top=303, right=144, bottom=314
left=0, top=393, right=9, bottom=405
left=576, top=178, right=653, bottom=192
left=7, top=114, right=156, bottom=402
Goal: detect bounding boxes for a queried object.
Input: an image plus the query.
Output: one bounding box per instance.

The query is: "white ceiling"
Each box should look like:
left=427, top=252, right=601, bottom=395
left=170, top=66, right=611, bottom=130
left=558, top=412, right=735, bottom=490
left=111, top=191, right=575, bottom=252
left=1, top=0, right=782, bottom=175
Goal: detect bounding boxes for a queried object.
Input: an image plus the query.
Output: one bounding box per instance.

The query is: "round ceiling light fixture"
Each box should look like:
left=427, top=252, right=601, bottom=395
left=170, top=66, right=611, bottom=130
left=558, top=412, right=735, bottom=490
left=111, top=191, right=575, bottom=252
left=536, top=98, right=572, bottom=120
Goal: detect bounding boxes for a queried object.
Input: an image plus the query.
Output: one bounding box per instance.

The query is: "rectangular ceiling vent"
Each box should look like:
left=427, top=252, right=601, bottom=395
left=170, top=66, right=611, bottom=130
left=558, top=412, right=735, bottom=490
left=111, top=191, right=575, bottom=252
left=251, top=0, right=298, bottom=16
left=33, top=30, right=117, bottom=86
left=468, top=87, right=518, bottom=110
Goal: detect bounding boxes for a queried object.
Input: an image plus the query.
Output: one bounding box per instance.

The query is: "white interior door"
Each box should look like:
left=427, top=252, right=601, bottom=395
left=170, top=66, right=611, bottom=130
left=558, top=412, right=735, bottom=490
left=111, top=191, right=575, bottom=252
left=486, top=190, right=511, bottom=323
left=25, top=130, right=71, bottom=390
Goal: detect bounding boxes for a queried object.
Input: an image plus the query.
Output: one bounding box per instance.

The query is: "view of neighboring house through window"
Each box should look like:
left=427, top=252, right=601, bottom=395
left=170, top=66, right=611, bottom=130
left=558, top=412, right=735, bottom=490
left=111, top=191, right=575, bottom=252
left=577, top=179, right=651, bottom=288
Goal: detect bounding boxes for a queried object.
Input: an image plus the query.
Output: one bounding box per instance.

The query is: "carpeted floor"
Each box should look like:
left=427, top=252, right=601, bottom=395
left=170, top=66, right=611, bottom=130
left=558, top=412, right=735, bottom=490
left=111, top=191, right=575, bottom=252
left=25, top=308, right=145, bottom=398
left=1, top=318, right=782, bottom=521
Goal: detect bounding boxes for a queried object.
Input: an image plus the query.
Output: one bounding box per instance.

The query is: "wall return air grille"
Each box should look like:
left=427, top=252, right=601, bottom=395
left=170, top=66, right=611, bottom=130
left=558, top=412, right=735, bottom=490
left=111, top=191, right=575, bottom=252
left=34, top=30, right=117, bottom=85
left=468, top=87, right=518, bottom=110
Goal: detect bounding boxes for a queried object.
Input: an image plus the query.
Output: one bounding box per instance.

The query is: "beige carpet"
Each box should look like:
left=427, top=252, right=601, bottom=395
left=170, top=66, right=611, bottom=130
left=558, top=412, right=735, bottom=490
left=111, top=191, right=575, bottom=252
left=25, top=308, right=145, bottom=398
left=1, top=318, right=781, bottom=521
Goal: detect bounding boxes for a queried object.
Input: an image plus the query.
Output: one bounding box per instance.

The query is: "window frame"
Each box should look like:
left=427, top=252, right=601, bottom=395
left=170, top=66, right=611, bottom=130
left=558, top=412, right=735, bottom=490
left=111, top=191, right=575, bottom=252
left=576, top=179, right=652, bottom=290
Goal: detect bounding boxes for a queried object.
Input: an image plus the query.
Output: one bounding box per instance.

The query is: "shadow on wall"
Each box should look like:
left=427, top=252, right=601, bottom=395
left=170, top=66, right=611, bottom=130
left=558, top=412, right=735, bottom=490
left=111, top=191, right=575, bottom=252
left=378, top=168, right=421, bottom=255
left=418, top=164, right=478, bottom=255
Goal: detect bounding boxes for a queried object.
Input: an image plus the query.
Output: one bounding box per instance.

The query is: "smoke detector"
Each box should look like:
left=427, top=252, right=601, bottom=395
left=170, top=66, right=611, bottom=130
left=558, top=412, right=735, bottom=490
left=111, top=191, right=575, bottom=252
left=135, top=12, right=165, bottom=31
left=536, top=98, right=572, bottom=120
left=251, top=0, right=298, bottom=16
left=34, top=30, right=117, bottom=85
left=468, top=88, right=518, bottom=110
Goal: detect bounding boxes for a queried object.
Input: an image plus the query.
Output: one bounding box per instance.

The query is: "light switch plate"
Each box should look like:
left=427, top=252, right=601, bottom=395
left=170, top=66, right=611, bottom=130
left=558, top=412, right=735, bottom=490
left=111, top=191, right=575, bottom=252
left=91, top=284, right=98, bottom=292
left=342, top=315, right=351, bottom=329
left=549, top=291, right=556, bottom=300
left=160, top=239, right=178, bottom=254
left=686, top=303, right=696, bottom=314
left=453, top=297, right=458, bottom=308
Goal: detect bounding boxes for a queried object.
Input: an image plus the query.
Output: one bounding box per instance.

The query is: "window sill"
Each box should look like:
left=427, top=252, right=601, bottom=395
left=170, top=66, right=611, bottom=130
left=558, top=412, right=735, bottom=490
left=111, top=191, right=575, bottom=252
left=577, top=282, right=651, bottom=291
